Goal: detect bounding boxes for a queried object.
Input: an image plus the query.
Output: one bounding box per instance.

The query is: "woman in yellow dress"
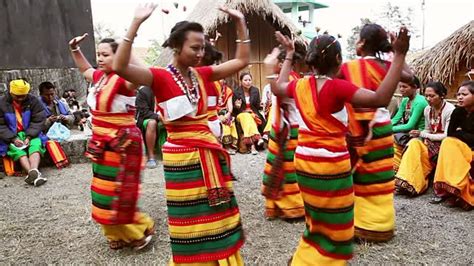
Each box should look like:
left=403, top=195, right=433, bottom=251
left=232, top=72, right=265, bottom=154
left=395, top=81, right=455, bottom=196
left=431, top=80, right=474, bottom=210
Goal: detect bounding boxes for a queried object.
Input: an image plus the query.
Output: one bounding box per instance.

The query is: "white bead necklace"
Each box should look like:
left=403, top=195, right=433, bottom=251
left=166, top=64, right=200, bottom=104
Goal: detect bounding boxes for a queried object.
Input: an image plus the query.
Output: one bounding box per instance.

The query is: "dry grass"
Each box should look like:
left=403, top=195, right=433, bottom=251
left=0, top=152, right=473, bottom=264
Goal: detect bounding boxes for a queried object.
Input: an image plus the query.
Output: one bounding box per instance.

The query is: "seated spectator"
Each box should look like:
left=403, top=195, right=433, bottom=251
left=216, top=80, right=238, bottom=154
left=63, top=89, right=81, bottom=112
left=431, top=81, right=474, bottom=210
left=39, top=82, right=75, bottom=131
left=395, top=82, right=455, bottom=196
left=135, top=86, right=167, bottom=169
left=232, top=72, right=265, bottom=155
left=38, top=82, right=71, bottom=168
left=391, top=76, right=428, bottom=170
left=0, top=80, right=47, bottom=186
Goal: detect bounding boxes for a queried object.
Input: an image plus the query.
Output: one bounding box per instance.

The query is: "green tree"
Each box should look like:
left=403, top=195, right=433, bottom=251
left=346, top=2, right=419, bottom=59
left=346, top=18, right=373, bottom=59
left=93, top=23, right=116, bottom=46
left=145, top=39, right=163, bottom=66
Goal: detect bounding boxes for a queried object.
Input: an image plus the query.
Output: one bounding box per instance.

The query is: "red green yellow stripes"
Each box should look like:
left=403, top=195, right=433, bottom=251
left=163, top=144, right=244, bottom=263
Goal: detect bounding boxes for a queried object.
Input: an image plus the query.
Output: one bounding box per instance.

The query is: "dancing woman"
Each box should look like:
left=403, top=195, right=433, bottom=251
left=261, top=48, right=304, bottom=220
left=395, top=82, right=454, bottom=196
left=338, top=23, right=414, bottom=241
left=113, top=4, right=249, bottom=265
left=264, top=28, right=409, bottom=265
left=68, top=36, right=154, bottom=249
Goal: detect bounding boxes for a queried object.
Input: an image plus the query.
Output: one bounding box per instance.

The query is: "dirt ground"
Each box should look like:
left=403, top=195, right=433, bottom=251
left=0, top=152, right=472, bottom=265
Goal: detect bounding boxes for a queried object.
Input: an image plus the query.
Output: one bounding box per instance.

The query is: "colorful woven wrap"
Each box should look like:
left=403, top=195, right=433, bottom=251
left=291, top=77, right=354, bottom=265
left=162, top=69, right=244, bottom=263
left=433, top=137, right=474, bottom=210
left=45, top=140, right=69, bottom=168
left=262, top=72, right=304, bottom=219
left=88, top=74, right=144, bottom=225
left=341, top=59, right=395, bottom=242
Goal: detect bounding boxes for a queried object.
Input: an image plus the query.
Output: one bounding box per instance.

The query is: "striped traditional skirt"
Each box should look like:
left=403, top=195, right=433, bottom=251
left=433, top=137, right=474, bottom=210
left=352, top=121, right=395, bottom=242
left=262, top=126, right=304, bottom=219
left=291, top=144, right=354, bottom=265
left=91, top=150, right=154, bottom=245
left=162, top=142, right=244, bottom=264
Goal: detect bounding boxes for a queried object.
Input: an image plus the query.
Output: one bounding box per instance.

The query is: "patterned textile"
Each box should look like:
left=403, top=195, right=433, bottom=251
left=45, top=140, right=69, bottom=168
left=433, top=137, right=474, bottom=210
left=340, top=58, right=395, bottom=242
left=291, top=77, right=354, bottom=265
left=88, top=71, right=152, bottom=243
left=156, top=68, right=244, bottom=263
left=395, top=138, right=439, bottom=196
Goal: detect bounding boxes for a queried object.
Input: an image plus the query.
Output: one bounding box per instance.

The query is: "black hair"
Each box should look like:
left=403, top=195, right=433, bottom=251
left=200, top=40, right=223, bottom=66
left=99, top=38, right=118, bottom=53
left=305, top=34, right=341, bottom=75
left=360, top=23, right=392, bottom=54
left=425, top=81, right=447, bottom=97
left=162, top=21, right=204, bottom=50
left=461, top=80, right=474, bottom=93
left=39, top=81, right=55, bottom=95
left=239, top=72, right=252, bottom=81
left=276, top=46, right=302, bottom=63
left=407, top=75, right=421, bottom=89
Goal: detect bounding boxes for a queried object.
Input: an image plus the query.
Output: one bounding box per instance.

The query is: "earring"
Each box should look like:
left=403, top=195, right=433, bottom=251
left=172, top=48, right=178, bottom=54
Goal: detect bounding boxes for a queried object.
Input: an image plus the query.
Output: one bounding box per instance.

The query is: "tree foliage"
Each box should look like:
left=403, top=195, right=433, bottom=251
left=346, top=2, right=418, bottom=59
left=145, top=39, right=163, bottom=66
left=93, top=23, right=116, bottom=46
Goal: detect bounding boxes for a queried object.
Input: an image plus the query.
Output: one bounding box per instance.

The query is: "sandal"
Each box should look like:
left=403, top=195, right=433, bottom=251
left=146, top=159, right=158, bottom=169
left=133, top=235, right=153, bottom=251
left=429, top=196, right=446, bottom=204
left=109, top=240, right=127, bottom=250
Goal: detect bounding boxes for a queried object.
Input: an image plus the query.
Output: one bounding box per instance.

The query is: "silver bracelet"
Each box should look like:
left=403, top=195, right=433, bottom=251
left=235, top=39, right=251, bottom=44
left=122, top=36, right=133, bottom=43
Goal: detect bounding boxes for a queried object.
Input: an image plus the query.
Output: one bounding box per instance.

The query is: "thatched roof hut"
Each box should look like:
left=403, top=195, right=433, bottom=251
left=155, top=0, right=308, bottom=90
left=410, top=20, right=473, bottom=98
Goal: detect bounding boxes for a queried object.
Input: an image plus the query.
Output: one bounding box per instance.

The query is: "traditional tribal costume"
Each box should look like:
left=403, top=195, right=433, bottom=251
left=340, top=58, right=395, bottom=241
left=287, top=77, right=359, bottom=265
left=87, top=70, right=154, bottom=248
left=216, top=82, right=238, bottom=148
left=262, top=71, right=304, bottom=219
left=395, top=102, right=455, bottom=196
left=150, top=65, right=244, bottom=265
left=433, top=107, right=474, bottom=210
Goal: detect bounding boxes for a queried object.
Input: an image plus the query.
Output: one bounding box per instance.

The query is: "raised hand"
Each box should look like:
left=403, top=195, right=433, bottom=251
left=263, top=47, right=281, bottom=75
left=134, top=3, right=158, bottom=23
left=218, top=6, right=245, bottom=21
left=391, top=27, right=410, bottom=55
left=275, top=31, right=295, bottom=53
left=69, top=33, right=88, bottom=49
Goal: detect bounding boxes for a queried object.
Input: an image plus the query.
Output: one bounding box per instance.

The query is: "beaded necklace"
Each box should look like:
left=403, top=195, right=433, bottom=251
left=429, top=101, right=445, bottom=133
left=166, top=64, right=200, bottom=104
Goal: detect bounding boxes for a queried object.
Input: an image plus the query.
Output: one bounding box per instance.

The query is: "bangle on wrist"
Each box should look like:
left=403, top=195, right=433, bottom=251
left=284, top=57, right=293, bottom=61
left=70, top=47, right=80, bottom=52
left=265, top=74, right=278, bottom=80
left=122, top=36, right=134, bottom=43
left=235, top=39, right=251, bottom=44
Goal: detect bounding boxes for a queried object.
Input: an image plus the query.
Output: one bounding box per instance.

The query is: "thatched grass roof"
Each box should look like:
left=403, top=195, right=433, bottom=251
left=155, top=0, right=307, bottom=66
left=410, top=20, right=473, bottom=87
